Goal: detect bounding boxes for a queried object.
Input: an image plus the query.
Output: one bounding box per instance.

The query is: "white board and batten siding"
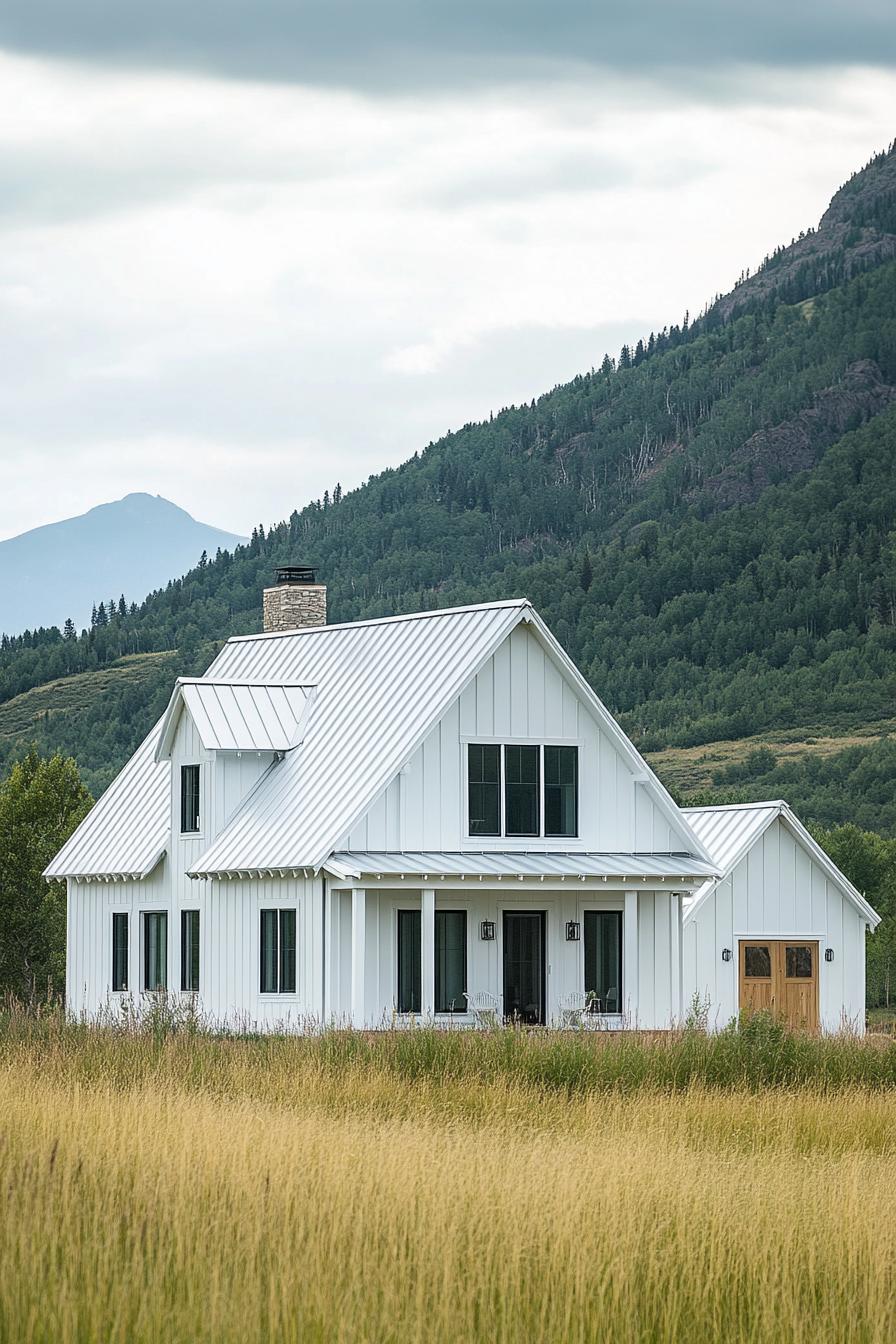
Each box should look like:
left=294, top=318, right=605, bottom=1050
left=339, top=623, right=691, bottom=855
left=683, top=814, right=869, bottom=1031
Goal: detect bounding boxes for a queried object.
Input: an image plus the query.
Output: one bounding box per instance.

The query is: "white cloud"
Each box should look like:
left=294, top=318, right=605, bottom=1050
left=0, top=51, right=894, bottom=539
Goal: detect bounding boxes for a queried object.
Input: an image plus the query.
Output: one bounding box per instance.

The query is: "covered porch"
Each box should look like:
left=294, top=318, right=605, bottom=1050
left=321, top=851, right=716, bottom=1029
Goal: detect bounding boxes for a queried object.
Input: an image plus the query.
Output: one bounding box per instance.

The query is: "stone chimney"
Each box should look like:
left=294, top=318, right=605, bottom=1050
left=262, top=565, right=327, bottom=633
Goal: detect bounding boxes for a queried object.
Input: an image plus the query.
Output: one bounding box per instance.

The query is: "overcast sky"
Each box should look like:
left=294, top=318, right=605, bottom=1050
left=1, top=3, right=894, bottom=540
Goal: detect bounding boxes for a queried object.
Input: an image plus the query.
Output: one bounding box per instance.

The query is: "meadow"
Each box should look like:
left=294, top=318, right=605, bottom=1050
left=2, top=1009, right=896, bottom=1344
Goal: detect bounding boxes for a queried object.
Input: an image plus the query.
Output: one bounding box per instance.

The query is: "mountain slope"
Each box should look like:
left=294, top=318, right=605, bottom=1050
left=3, top=144, right=896, bottom=818
left=0, top=494, right=244, bottom=636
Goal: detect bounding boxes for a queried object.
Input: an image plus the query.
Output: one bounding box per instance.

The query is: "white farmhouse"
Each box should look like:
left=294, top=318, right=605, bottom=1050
left=46, top=569, right=878, bottom=1032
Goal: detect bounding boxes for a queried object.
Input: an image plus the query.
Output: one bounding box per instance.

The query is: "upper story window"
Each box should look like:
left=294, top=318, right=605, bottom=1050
left=467, top=744, right=578, bottom=839
left=180, top=764, right=201, bottom=834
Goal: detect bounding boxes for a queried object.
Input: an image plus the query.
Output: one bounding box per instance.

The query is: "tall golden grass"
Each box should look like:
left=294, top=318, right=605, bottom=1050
left=1, top=1017, right=895, bottom=1343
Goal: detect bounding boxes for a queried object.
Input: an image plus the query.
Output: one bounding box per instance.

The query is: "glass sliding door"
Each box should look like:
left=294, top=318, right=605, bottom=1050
left=143, top=911, right=168, bottom=992
left=397, top=909, right=422, bottom=1013
left=435, top=910, right=466, bottom=1013
left=583, top=911, right=622, bottom=1014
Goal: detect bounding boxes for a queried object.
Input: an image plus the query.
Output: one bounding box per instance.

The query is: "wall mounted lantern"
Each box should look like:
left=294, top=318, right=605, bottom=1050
left=565, top=921, right=581, bottom=942
left=480, top=920, right=496, bottom=941
left=721, top=948, right=732, bottom=962
left=825, top=948, right=834, bottom=962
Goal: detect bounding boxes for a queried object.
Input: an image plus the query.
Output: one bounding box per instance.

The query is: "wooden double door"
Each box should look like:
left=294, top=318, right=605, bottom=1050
left=739, top=940, right=819, bottom=1032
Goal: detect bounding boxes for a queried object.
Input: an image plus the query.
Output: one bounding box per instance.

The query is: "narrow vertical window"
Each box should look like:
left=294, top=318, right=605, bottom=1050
left=260, top=909, right=278, bottom=993
left=180, top=764, right=201, bottom=833
left=112, top=912, right=128, bottom=992
left=279, top=909, right=296, bottom=994
left=435, top=910, right=467, bottom=1013
left=545, top=746, right=578, bottom=837
left=143, top=911, right=168, bottom=992
left=468, top=744, right=500, bottom=835
left=504, top=745, right=540, bottom=836
left=397, top=909, right=422, bottom=1013
left=260, top=909, right=297, bottom=993
left=180, top=909, right=200, bottom=992
left=584, top=911, right=622, bottom=1014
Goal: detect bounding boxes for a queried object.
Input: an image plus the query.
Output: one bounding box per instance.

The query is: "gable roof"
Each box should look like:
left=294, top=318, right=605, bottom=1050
left=44, top=719, right=169, bottom=880
left=191, top=598, right=713, bottom=876
left=682, top=801, right=881, bottom=928
left=45, top=598, right=715, bottom=882
left=156, top=679, right=315, bottom=757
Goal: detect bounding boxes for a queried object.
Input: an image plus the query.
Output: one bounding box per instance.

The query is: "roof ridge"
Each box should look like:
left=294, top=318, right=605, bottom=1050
left=177, top=677, right=315, bottom=688
left=684, top=799, right=786, bottom=815
left=224, top=597, right=532, bottom=644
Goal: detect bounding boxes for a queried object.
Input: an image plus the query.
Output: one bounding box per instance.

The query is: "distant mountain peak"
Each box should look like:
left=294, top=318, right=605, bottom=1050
left=0, top=494, right=245, bottom=635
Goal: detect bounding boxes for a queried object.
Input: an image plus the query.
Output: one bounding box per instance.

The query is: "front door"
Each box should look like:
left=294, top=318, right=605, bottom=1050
left=503, top=912, right=545, bottom=1024
left=739, top=940, right=819, bottom=1032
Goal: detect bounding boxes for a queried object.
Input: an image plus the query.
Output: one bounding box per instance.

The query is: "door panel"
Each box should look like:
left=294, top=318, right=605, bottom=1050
left=503, top=912, right=545, bottom=1025
left=739, top=942, right=774, bottom=1016
left=739, top=940, right=818, bottom=1032
left=779, top=942, right=818, bottom=1033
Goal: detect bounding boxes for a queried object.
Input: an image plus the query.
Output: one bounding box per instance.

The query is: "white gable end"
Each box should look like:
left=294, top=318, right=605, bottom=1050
left=340, top=621, right=700, bottom=855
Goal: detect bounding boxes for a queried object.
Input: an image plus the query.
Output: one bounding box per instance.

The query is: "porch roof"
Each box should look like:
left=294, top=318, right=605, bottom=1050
left=323, top=850, right=719, bottom=883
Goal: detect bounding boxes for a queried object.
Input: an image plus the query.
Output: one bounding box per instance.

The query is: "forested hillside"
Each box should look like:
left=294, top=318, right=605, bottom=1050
left=3, top=143, right=896, bottom=818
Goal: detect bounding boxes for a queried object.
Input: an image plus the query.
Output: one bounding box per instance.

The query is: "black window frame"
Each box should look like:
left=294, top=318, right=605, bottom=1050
left=544, top=745, right=578, bottom=838
left=397, top=908, right=422, bottom=1014
left=583, top=910, right=622, bottom=1015
left=112, top=912, right=128, bottom=993
left=259, top=908, right=297, bottom=994
left=504, top=744, right=540, bottom=838
left=180, top=764, right=201, bottom=834
left=435, top=909, right=467, bottom=1014
left=466, top=743, right=579, bottom=840
left=180, top=909, right=200, bottom=993
left=142, top=910, right=168, bottom=993
left=467, top=743, right=501, bottom=837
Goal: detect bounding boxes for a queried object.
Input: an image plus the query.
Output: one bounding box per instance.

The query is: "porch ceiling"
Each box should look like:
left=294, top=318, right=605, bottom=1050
left=324, top=850, right=718, bottom=883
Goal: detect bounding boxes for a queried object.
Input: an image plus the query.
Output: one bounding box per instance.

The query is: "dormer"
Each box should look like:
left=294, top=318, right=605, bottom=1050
left=154, top=679, right=316, bottom=856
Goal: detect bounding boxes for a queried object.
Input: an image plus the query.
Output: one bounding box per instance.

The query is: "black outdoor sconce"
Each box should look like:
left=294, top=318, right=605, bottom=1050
left=565, top=921, right=581, bottom=942
left=480, top=920, right=496, bottom=941
left=825, top=948, right=834, bottom=962
left=721, top=948, right=732, bottom=962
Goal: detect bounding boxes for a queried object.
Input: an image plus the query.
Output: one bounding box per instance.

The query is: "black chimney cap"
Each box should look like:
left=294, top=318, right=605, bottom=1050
left=274, top=564, right=318, bottom=585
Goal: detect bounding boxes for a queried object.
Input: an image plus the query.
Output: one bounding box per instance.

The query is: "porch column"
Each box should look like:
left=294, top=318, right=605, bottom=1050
left=351, top=888, right=366, bottom=1028
left=421, top=887, right=435, bottom=1018
left=323, top=885, right=338, bottom=1022
left=670, top=892, right=682, bottom=1026
left=623, top=889, right=639, bottom=1027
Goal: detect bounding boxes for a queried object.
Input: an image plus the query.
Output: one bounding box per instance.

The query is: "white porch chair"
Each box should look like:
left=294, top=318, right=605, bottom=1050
left=603, top=987, right=619, bottom=1015
left=464, top=990, right=500, bottom=1029
left=557, top=991, right=591, bottom=1028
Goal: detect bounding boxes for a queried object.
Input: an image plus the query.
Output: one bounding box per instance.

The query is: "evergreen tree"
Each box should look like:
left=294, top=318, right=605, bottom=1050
left=0, top=749, right=92, bottom=1000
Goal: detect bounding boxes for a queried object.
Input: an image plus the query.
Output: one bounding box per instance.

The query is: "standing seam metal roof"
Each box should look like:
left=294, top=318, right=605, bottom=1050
left=324, top=851, right=718, bottom=881
left=157, top=680, right=314, bottom=755
left=682, top=802, right=783, bottom=875
left=189, top=601, right=529, bottom=875
left=44, top=719, right=169, bottom=879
